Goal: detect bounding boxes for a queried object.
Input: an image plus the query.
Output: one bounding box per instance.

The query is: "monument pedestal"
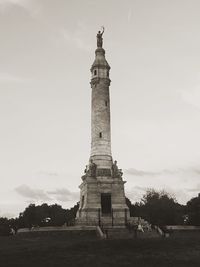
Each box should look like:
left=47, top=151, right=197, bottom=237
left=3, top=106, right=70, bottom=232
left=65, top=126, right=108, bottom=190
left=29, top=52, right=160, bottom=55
left=76, top=174, right=129, bottom=227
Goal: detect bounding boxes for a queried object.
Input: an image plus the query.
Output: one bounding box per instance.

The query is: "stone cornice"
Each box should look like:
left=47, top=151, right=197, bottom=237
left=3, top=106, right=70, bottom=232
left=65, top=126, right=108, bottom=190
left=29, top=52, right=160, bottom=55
left=90, top=77, right=111, bottom=87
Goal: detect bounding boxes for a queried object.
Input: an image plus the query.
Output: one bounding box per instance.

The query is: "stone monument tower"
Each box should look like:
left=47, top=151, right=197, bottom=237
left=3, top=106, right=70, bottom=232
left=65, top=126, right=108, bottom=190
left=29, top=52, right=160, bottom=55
left=76, top=29, right=129, bottom=227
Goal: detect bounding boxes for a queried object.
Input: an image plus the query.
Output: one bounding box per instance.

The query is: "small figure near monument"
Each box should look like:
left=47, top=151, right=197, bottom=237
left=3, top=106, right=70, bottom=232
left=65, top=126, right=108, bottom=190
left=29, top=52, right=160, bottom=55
left=138, top=224, right=144, bottom=233
left=97, top=27, right=105, bottom=48
left=87, top=159, right=97, bottom=177
left=112, top=160, right=123, bottom=178
left=82, top=160, right=97, bottom=179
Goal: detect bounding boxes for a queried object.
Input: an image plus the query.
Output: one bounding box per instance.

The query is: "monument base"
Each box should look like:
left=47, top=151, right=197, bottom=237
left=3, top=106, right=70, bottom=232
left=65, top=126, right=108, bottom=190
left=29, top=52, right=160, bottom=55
left=76, top=175, right=129, bottom=227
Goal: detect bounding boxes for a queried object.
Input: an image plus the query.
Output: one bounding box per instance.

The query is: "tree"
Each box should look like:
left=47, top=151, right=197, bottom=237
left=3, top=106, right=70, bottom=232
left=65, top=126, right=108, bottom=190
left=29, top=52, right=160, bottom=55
left=19, top=204, right=37, bottom=228
left=16, top=202, right=80, bottom=228
left=49, top=204, right=67, bottom=226
left=139, top=189, right=184, bottom=226
left=186, top=193, right=200, bottom=226
left=0, top=217, right=10, bottom=236
left=66, top=202, right=79, bottom=225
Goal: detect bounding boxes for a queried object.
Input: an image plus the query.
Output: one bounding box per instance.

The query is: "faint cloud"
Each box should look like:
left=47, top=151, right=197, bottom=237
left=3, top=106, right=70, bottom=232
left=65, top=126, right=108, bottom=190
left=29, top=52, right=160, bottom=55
left=127, top=8, right=132, bottom=22
left=47, top=188, right=79, bottom=202
left=181, top=86, right=200, bottom=109
left=0, top=211, right=15, bottom=219
left=160, top=187, right=187, bottom=203
left=126, top=185, right=189, bottom=204
left=125, top=168, right=160, bottom=176
left=125, top=165, right=200, bottom=204
left=186, top=184, right=200, bottom=192
left=15, top=184, right=79, bottom=203
left=134, top=186, right=148, bottom=191
left=0, top=0, right=26, bottom=5
left=0, top=0, right=29, bottom=10
left=125, top=167, right=200, bottom=177
left=0, top=72, right=27, bottom=83
left=126, top=186, right=147, bottom=203
left=15, top=184, right=52, bottom=201
left=60, top=22, right=92, bottom=52
left=37, top=170, right=59, bottom=177
left=0, top=0, right=42, bottom=18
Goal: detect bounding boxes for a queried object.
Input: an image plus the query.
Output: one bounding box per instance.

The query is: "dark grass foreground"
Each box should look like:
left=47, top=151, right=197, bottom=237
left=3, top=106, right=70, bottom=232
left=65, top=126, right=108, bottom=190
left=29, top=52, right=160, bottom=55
left=0, top=234, right=200, bottom=267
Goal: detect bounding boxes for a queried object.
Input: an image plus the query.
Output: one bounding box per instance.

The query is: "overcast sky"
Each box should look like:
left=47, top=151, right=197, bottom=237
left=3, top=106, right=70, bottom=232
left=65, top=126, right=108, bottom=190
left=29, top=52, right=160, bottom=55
left=0, top=0, right=200, bottom=218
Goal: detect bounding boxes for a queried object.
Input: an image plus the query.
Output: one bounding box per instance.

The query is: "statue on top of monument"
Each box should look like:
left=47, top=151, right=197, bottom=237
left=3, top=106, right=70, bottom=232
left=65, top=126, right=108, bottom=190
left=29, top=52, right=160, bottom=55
left=97, top=26, right=105, bottom=48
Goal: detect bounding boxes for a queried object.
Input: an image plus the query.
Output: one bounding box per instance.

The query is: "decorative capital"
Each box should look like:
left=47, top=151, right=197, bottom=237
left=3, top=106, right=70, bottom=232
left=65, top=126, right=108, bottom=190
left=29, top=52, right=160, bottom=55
left=90, top=77, right=100, bottom=87
left=90, top=77, right=111, bottom=87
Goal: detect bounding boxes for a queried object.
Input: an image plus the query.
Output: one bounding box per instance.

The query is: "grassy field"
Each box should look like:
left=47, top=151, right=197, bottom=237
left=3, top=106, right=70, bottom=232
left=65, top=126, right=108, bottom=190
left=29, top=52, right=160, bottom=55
left=0, top=234, right=200, bottom=267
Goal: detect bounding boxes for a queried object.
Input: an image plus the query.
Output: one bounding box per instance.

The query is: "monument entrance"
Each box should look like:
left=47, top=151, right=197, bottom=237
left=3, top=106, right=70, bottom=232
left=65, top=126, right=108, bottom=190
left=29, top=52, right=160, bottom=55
left=101, top=193, right=112, bottom=215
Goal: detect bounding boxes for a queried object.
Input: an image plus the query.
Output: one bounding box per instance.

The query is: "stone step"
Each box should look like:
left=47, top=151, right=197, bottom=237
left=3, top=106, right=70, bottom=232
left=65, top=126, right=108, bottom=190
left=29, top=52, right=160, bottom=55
left=18, top=225, right=96, bottom=233
left=104, top=228, right=161, bottom=239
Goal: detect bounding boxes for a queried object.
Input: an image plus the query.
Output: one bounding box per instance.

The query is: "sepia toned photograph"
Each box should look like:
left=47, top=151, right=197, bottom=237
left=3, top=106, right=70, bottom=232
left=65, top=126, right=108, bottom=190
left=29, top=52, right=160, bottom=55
left=0, top=0, right=200, bottom=266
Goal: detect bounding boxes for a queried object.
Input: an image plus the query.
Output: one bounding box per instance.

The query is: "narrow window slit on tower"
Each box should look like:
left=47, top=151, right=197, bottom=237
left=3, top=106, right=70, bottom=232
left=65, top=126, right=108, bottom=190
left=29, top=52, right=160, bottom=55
left=99, top=132, right=102, bottom=138
left=94, top=70, right=97, bottom=76
left=105, top=101, right=107, bottom=106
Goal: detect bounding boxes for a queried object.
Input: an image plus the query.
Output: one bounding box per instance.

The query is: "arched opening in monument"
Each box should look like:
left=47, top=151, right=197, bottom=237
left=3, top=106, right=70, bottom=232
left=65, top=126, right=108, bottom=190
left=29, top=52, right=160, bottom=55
left=99, top=132, right=102, bottom=138
left=101, top=193, right=111, bottom=215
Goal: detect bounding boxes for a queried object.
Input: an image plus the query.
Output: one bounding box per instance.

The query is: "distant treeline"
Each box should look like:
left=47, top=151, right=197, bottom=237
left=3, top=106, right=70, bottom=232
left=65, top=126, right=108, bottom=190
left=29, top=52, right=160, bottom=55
left=1, top=189, right=200, bottom=236
left=0, top=202, right=79, bottom=236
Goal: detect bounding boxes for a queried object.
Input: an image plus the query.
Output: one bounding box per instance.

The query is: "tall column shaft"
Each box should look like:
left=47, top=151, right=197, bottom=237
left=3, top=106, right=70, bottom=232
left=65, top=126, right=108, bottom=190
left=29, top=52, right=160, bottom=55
left=90, top=48, right=112, bottom=168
